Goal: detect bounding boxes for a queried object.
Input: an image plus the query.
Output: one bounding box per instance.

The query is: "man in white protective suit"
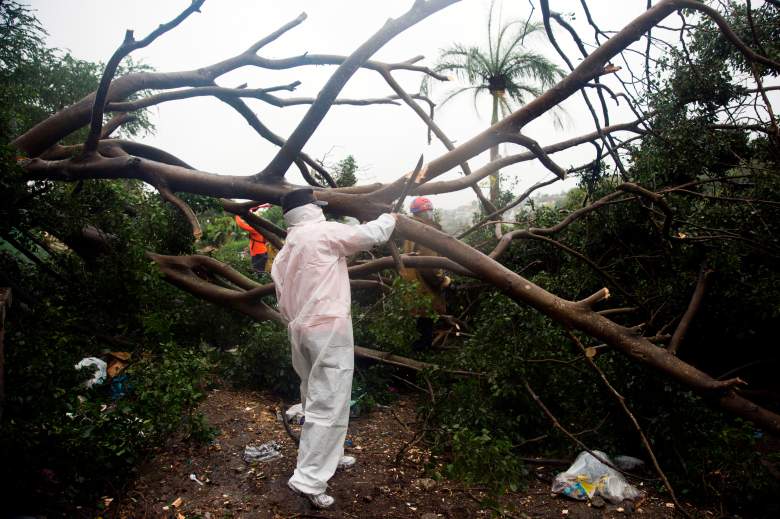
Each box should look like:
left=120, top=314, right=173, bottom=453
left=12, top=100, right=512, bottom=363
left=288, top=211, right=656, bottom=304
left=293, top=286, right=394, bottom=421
left=271, top=188, right=397, bottom=509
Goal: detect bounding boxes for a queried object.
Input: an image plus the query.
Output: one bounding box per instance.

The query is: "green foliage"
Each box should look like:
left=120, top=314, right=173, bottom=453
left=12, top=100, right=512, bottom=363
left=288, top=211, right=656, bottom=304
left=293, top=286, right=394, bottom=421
left=690, top=1, right=780, bottom=78
left=0, top=341, right=214, bottom=512
left=201, top=214, right=239, bottom=247
left=334, top=154, right=359, bottom=188
left=220, top=321, right=298, bottom=398
left=0, top=2, right=154, bottom=144
left=214, top=235, right=250, bottom=262
left=352, top=365, right=400, bottom=412
left=426, top=1, right=563, bottom=114
left=412, top=5, right=780, bottom=513
left=353, top=278, right=435, bottom=357
left=446, top=428, right=527, bottom=493
left=0, top=6, right=232, bottom=510
left=1, top=1, right=778, bottom=516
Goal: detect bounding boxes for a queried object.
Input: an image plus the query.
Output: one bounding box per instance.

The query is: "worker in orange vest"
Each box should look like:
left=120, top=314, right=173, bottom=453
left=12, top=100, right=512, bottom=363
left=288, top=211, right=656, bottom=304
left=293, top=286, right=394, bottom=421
left=235, top=205, right=269, bottom=274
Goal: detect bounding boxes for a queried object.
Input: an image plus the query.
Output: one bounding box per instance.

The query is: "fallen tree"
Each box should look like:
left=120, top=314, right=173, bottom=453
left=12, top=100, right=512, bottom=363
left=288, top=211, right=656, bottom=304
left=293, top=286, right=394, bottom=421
left=14, top=0, right=779, bottom=436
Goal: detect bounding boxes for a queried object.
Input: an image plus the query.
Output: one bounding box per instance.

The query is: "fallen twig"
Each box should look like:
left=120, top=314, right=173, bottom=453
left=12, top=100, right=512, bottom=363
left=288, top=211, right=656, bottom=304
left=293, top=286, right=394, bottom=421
left=566, top=330, right=690, bottom=518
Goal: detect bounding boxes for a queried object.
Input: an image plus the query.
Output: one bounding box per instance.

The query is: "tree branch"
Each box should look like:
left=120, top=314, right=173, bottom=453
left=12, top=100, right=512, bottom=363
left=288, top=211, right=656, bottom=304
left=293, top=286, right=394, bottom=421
left=83, top=0, right=205, bottom=153
left=668, top=265, right=713, bottom=356
left=566, top=331, right=688, bottom=516
left=394, top=215, right=780, bottom=433
left=105, top=82, right=302, bottom=112
left=376, top=66, right=496, bottom=213
left=156, top=185, right=202, bottom=240
left=457, top=176, right=560, bottom=239
left=259, top=0, right=459, bottom=180
left=213, top=92, right=337, bottom=187
left=99, top=113, right=137, bottom=139
left=416, top=121, right=642, bottom=196
left=502, top=133, right=568, bottom=179
left=677, top=0, right=780, bottom=72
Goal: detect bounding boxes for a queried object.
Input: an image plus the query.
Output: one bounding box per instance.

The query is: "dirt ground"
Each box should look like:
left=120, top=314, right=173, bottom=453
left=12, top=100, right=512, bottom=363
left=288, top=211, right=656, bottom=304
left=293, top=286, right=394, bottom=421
left=99, top=387, right=711, bottom=518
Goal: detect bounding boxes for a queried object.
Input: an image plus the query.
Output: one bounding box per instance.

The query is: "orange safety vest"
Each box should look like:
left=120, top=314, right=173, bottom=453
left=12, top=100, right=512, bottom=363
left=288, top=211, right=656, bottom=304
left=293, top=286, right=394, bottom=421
left=235, top=215, right=268, bottom=256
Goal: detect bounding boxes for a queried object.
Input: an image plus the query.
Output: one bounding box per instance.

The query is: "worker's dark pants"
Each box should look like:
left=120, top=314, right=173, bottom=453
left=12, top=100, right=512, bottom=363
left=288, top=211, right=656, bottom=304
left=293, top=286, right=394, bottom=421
left=412, top=317, right=434, bottom=351
left=251, top=253, right=268, bottom=274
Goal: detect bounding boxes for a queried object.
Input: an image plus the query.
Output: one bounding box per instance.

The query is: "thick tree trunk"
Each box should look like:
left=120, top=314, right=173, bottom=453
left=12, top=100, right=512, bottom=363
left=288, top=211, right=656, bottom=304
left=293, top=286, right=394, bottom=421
left=489, top=93, right=500, bottom=204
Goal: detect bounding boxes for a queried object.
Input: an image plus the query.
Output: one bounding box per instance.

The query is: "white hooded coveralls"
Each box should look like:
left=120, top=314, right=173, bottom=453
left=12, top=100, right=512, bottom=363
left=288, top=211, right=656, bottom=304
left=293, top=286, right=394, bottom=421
left=271, top=204, right=396, bottom=494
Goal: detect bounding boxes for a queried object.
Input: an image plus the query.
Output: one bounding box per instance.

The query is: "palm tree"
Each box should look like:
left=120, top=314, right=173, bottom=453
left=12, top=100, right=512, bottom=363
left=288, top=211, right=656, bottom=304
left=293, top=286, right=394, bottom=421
left=428, top=1, right=565, bottom=204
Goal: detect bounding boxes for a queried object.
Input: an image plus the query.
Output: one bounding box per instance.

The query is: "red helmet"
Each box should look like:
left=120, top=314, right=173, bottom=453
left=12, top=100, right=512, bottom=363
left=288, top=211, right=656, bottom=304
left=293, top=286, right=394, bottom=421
left=410, top=197, right=433, bottom=214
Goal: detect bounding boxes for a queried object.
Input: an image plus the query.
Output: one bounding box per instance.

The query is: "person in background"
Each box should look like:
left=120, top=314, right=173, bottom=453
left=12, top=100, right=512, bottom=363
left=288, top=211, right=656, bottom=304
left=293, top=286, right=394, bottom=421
left=271, top=188, right=397, bottom=509
left=234, top=204, right=269, bottom=274
left=400, top=196, right=451, bottom=351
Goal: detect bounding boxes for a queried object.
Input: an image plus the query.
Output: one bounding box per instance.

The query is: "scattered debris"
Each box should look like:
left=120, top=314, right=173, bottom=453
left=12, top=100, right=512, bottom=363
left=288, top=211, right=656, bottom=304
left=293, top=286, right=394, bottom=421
left=110, top=374, right=129, bottom=400
left=285, top=403, right=305, bottom=425
left=106, top=351, right=130, bottom=377
left=242, top=441, right=281, bottom=463
left=413, top=478, right=437, bottom=491
left=102, top=388, right=711, bottom=517
left=551, top=451, right=642, bottom=504
left=75, top=357, right=107, bottom=388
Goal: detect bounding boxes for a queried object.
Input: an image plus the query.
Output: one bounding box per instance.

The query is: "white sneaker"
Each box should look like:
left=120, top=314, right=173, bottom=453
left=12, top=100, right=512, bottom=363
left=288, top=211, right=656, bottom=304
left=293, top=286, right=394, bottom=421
left=287, top=480, right=335, bottom=509
left=337, top=455, right=356, bottom=469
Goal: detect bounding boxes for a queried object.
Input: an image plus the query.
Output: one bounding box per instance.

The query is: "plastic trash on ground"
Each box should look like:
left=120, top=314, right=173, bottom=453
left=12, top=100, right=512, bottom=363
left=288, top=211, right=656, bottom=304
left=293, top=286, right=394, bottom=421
left=110, top=374, right=130, bottom=400
left=75, top=357, right=107, bottom=388
left=349, top=392, right=367, bottom=419
left=106, top=351, right=130, bottom=378
left=242, top=441, right=282, bottom=463
left=285, top=403, right=305, bottom=425
left=551, top=450, right=642, bottom=504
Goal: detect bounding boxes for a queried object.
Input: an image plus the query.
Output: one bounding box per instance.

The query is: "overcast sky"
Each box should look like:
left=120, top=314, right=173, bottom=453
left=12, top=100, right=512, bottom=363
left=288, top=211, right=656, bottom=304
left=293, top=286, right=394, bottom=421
left=28, top=1, right=670, bottom=209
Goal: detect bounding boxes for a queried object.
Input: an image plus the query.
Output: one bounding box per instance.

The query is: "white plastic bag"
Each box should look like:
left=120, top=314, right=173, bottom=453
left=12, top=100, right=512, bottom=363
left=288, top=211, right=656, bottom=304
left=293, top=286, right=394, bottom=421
left=551, top=450, right=642, bottom=504
left=285, top=403, right=305, bottom=425
left=75, top=357, right=107, bottom=388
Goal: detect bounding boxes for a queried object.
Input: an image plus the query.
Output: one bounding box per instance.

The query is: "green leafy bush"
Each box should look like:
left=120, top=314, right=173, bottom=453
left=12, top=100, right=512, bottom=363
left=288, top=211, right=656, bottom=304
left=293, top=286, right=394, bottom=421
left=0, top=342, right=214, bottom=512
left=220, top=321, right=298, bottom=398
left=353, top=277, right=435, bottom=357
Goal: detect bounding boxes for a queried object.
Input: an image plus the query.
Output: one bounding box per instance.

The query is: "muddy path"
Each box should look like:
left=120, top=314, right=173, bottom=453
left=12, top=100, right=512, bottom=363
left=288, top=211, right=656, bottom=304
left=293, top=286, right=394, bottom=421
left=102, top=387, right=704, bottom=518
